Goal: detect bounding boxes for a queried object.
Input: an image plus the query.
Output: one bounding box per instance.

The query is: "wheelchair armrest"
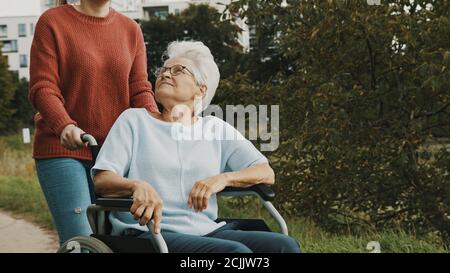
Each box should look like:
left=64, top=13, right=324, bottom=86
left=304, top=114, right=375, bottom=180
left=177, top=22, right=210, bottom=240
left=95, top=197, right=133, bottom=209
left=219, top=184, right=275, bottom=201
left=94, top=184, right=275, bottom=208
left=89, top=198, right=169, bottom=252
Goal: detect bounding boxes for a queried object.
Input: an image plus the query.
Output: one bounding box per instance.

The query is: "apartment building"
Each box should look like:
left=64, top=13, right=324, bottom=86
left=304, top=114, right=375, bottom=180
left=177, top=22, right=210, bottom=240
left=0, top=15, right=38, bottom=80
left=142, top=0, right=250, bottom=51
left=0, top=0, right=250, bottom=80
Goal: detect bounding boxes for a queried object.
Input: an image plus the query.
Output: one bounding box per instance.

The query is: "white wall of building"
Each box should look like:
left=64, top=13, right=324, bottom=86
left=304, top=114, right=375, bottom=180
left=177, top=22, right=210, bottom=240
left=111, top=0, right=143, bottom=19
left=40, top=0, right=143, bottom=19
left=0, top=15, right=38, bottom=80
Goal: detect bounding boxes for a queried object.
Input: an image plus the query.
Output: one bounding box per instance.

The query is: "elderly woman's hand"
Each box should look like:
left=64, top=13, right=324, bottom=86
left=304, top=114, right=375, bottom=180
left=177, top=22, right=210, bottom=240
left=188, top=174, right=229, bottom=212
left=130, top=181, right=163, bottom=233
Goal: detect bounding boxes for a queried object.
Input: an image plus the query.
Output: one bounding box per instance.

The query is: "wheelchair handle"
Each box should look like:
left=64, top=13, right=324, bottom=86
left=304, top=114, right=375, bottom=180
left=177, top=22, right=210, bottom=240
left=81, top=133, right=100, bottom=162
left=147, top=221, right=169, bottom=253
left=81, top=133, right=98, bottom=146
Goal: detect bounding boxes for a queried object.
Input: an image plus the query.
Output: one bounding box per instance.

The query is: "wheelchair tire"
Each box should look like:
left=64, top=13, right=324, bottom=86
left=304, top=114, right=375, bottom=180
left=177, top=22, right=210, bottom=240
left=57, top=236, right=113, bottom=253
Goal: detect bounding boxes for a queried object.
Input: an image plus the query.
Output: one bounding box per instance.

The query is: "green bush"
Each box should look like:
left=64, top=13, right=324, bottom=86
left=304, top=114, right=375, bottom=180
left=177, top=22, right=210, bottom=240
left=217, top=0, right=450, bottom=241
left=140, top=3, right=244, bottom=85
left=0, top=45, right=35, bottom=136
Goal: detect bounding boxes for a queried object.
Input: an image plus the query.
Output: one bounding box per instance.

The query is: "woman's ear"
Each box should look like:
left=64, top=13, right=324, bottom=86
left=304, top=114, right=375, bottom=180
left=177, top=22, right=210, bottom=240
left=199, top=85, right=207, bottom=98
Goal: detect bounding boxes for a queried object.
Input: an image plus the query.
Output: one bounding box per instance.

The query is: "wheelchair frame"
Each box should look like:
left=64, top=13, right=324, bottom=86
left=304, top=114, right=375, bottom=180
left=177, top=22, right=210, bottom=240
left=59, top=133, right=289, bottom=253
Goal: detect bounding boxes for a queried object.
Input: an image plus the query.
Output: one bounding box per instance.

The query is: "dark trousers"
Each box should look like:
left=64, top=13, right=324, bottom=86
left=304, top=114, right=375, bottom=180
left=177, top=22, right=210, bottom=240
left=133, top=223, right=301, bottom=253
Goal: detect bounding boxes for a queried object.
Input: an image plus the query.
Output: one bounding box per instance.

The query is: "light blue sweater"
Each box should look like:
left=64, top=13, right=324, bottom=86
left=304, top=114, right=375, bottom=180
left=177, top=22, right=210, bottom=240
left=91, top=108, right=268, bottom=236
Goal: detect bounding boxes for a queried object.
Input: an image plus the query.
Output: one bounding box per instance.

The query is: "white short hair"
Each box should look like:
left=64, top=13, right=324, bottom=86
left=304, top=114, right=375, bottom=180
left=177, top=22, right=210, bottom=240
left=165, top=41, right=220, bottom=115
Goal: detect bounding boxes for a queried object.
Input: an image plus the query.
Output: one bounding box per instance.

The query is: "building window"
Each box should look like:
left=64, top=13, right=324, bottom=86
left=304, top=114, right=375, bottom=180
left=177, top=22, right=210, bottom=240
left=45, top=0, right=57, bottom=8
left=143, top=6, right=169, bottom=20
left=18, top=24, right=26, bottom=37
left=0, top=25, right=7, bottom=38
left=175, top=9, right=180, bottom=15
left=1, top=40, right=18, bottom=53
left=30, top=23, right=35, bottom=35
left=20, top=54, right=28, bottom=68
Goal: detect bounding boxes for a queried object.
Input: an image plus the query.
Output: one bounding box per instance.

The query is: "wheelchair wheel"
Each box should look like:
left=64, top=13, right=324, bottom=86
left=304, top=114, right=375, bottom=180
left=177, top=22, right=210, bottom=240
left=57, top=236, right=113, bottom=253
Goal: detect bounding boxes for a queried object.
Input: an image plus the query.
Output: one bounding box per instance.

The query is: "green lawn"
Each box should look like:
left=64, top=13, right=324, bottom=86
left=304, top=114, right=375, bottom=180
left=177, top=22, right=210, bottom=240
left=0, top=176, right=54, bottom=229
left=0, top=175, right=447, bottom=252
left=218, top=196, right=448, bottom=253
left=0, top=134, right=448, bottom=252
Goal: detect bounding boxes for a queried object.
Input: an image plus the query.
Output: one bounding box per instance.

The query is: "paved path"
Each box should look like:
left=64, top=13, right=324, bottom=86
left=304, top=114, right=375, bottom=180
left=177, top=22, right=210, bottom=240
left=0, top=210, right=58, bottom=253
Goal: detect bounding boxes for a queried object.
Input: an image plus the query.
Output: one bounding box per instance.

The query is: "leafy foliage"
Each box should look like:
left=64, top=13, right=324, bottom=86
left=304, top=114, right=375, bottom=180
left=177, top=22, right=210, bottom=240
left=140, top=4, right=244, bottom=85
left=220, top=0, right=450, bottom=240
left=0, top=47, right=16, bottom=134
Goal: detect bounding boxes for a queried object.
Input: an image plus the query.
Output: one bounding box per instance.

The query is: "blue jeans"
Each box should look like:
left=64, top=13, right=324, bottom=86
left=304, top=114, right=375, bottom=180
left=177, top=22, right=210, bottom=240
left=35, top=158, right=96, bottom=246
left=134, top=222, right=301, bottom=253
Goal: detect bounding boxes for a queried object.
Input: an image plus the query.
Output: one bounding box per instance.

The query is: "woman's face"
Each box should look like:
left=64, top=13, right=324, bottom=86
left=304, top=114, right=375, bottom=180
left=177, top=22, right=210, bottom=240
left=155, top=57, right=205, bottom=110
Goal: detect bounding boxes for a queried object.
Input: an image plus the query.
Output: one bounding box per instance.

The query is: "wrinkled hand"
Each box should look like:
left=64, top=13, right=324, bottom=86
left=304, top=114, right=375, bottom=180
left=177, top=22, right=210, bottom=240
left=60, top=124, right=87, bottom=150
left=130, top=181, right=163, bottom=233
left=188, top=174, right=229, bottom=212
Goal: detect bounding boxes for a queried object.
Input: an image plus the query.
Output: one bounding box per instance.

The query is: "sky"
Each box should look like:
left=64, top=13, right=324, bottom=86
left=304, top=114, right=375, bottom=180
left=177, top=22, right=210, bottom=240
left=0, top=0, right=41, bottom=17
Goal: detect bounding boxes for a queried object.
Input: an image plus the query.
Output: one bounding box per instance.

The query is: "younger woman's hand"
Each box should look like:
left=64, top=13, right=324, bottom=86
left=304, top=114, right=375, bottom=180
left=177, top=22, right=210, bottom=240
left=60, top=124, right=87, bottom=150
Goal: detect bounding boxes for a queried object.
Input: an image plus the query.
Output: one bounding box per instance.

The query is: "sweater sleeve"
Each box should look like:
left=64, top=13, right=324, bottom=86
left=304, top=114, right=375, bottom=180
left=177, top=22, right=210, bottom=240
left=129, top=24, right=159, bottom=113
left=28, top=14, right=77, bottom=136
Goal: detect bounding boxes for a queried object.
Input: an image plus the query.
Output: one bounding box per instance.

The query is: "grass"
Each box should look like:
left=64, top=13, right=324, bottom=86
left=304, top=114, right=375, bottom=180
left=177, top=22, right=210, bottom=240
left=0, top=134, right=35, bottom=178
left=0, top=134, right=54, bottom=229
left=0, top=175, right=54, bottom=229
left=218, top=196, right=448, bottom=253
left=1, top=175, right=445, bottom=253
left=0, top=133, right=448, bottom=252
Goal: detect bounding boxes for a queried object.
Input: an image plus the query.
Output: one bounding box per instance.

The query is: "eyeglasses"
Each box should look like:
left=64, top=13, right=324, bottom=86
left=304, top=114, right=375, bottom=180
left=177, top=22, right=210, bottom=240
left=154, top=64, right=194, bottom=78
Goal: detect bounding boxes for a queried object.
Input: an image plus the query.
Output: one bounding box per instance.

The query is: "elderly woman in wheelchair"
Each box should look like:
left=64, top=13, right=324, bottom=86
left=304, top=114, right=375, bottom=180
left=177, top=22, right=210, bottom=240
left=84, top=41, right=301, bottom=253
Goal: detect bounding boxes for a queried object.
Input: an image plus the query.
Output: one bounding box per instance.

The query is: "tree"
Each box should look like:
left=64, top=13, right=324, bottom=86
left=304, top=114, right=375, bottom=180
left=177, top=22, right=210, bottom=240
left=225, top=0, right=291, bottom=83
left=0, top=46, right=16, bottom=134
left=10, top=76, right=35, bottom=130
left=223, top=0, right=450, bottom=240
left=140, top=4, right=243, bottom=85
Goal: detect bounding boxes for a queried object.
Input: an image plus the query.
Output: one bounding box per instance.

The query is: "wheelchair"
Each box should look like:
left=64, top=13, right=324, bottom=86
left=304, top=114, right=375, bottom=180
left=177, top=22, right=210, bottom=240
left=57, top=133, right=289, bottom=253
